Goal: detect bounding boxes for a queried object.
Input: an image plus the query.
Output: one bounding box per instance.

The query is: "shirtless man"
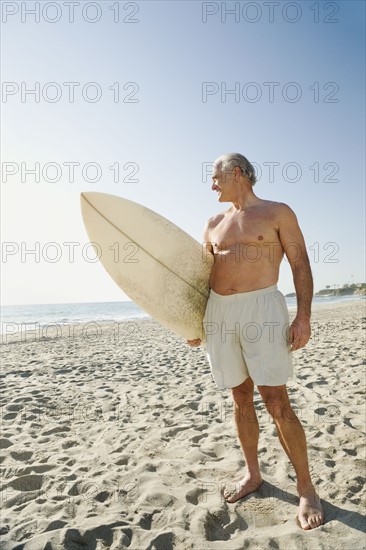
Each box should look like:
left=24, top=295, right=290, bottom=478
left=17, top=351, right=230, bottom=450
left=187, top=153, right=324, bottom=530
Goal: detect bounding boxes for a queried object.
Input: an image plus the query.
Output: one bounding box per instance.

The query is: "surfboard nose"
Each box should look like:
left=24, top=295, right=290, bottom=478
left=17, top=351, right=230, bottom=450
left=80, top=192, right=91, bottom=202
left=81, top=191, right=95, bottom=201
left=80, top=192, right=106, bottom=207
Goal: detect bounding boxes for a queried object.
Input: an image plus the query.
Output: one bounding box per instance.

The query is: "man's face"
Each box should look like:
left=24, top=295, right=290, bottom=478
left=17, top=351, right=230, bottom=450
left=211, top=164, right=236, bottom=201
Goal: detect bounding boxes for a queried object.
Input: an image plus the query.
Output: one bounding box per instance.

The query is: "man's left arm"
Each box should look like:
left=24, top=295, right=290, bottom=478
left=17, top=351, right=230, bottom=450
left=278, top=204, right=313, bottom=351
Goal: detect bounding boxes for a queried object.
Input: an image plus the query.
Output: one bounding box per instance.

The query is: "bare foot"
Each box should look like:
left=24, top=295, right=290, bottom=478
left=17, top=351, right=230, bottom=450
left=222, top=474, right=263, bottom=503
left=297, top=484, right=324, bottom=529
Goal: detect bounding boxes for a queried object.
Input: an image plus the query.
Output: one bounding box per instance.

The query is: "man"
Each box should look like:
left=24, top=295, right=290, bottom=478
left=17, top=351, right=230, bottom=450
left=187, top=153, right=324, bottom=530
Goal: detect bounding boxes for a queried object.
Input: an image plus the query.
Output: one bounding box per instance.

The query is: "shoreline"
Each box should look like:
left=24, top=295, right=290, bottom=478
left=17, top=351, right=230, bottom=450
left=1, top=297, right=365, bottom=343
left=1, top=295, right=364, bottom=334
left=1, top=301, right=365, bottom=549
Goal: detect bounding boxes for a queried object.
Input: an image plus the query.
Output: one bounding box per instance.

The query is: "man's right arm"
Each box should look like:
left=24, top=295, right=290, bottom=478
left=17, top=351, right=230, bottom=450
left=186, top=219, right=212, bottom=347
left=202, top=218, right=213, bottom=255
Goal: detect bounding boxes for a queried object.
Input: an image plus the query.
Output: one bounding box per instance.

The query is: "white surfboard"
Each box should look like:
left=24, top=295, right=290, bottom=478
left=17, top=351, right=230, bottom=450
left=80, top=192, right=214, bottom=340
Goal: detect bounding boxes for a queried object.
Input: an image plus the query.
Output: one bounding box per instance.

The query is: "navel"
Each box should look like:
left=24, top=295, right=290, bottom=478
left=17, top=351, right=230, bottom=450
left=258, top=235, right=263, bottom=240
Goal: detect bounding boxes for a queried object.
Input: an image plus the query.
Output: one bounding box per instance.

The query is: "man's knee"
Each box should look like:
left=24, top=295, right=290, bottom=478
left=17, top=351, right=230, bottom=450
left=258, top=387, right=297, bottom=422
left=231, top=377, right=257, bottom=421
left=231, top=376, right=254, bottom=402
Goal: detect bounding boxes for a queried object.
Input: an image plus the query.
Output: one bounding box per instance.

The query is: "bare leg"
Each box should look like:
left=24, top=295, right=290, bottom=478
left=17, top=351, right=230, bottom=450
left=258, top=385, right=324, bottom=530
left=223, top=377, right=263, bottom=503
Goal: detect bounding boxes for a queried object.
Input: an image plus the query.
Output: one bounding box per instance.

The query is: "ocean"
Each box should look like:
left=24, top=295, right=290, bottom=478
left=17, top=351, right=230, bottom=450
left=0, top=301, right=148, bottom=331
left=0, top=295, right=364, bottom=335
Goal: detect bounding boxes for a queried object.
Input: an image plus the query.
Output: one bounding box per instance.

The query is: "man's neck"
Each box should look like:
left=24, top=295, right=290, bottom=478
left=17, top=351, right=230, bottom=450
left=230, top=191, right=261, bottom=212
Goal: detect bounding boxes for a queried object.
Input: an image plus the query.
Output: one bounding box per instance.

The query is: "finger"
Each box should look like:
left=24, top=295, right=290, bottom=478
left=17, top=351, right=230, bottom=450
left=186, top=339, right=201, bottom=347
left=292, top=326, right=301, bottom=343
left=290, top=339, right=301, bottom=351
left=289, top=324, right=300, bottom=342
left=295, top=337, right=310, bottom=351
left=291, top=335, right=309, bottom=351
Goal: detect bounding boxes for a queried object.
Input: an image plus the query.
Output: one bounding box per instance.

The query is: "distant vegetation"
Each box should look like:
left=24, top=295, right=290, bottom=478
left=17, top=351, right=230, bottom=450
left=315, top=283, right=366, bottom=296
left=285, top=283, right=366, bottom=298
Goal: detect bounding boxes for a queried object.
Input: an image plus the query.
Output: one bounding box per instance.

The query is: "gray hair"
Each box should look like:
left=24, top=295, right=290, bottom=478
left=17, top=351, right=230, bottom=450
left=215, top=153, right=257, bottom=186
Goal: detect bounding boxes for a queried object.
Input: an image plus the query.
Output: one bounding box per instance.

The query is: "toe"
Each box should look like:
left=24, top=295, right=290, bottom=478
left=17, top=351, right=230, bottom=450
left=310, top=515, right=322, bottom=529
left=308, top=517, right=317, bottom=529
left=298, top=515, right=311, bottom=530
left=316, top=514, right=324, bottom=527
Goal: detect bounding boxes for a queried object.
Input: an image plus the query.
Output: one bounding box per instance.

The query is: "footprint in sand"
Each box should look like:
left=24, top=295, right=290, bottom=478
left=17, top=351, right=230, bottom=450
left=0, top=438, right=13, bottom=449
left=10, top=450, right=33, bottom=462
left=185, top=486, right=206, bottom=505
left=7, top=474, right=43, bottom=493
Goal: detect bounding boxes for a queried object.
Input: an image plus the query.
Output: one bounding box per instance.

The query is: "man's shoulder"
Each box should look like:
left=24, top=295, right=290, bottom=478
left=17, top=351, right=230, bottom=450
left=260, top=199, right=291, bottom=210
left=205, top=211, right=226, bottom=228
left=261, top=200, right=296, bottom=217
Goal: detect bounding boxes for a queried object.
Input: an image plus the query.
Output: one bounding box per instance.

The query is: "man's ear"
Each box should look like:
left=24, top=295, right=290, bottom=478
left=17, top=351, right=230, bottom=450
left=234, top=166, right=241, bottom=180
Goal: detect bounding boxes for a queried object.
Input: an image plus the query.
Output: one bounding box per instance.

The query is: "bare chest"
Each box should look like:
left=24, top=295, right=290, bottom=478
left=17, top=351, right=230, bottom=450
left=210, top=211, right=280, bottom=252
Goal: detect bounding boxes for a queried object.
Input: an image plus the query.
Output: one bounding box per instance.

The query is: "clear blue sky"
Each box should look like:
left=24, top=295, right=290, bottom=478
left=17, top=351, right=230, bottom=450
left=1, top=0, right=365, bottom=305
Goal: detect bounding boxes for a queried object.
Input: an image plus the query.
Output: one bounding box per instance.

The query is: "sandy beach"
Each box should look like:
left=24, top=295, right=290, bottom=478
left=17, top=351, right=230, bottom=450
left=0, top=300, right=365, bottom=550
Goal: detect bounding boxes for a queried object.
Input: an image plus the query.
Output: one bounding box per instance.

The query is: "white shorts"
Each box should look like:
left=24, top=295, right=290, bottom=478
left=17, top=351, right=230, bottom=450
left=203, top=285, right=294, bottom=389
